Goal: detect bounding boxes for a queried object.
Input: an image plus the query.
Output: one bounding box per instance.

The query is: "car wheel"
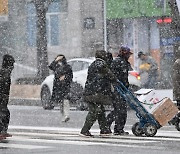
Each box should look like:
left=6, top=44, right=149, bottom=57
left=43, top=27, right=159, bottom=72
left=40, top=85, right=53, bottom=110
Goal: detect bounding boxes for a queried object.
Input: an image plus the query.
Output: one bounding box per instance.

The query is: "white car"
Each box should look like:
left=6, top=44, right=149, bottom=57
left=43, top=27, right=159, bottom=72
left=40, top=58, right=141, bottom=110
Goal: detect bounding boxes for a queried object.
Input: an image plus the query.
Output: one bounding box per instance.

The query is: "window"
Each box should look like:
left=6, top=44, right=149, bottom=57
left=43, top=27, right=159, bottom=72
left=26, top=1, right=60, bottom=47
left=27, top=15, right=37, bottom=47
left=68, top=61, right=91, bottom=72
left=82, top=62, right=90, bottom=70
left=47, top=14, right=60, bottom=46
left=26, top=3, right=36, bottom=47
left=68, top=61, right=84, bottom=72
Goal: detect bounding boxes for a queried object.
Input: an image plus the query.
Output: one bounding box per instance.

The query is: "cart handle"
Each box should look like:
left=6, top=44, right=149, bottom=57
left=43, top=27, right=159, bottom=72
left=116, top=80, right=131, bottom=95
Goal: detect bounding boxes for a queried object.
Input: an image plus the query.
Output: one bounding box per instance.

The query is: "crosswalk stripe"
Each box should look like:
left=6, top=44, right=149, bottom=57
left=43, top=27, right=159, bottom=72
left=9, top=125, right=180, bottom=138
left=114, top=134, right=180, bottom=142
left=8, top=133, right=157, bottom=144
left=3, top=125, right=180, bottom=150
left=7, top=137, right=102, bottom=146
left=0, top=143, right=52, bottom=150
left=9, top=125, right=178, bottom=133
left=5, top=136, right=164, bottom=150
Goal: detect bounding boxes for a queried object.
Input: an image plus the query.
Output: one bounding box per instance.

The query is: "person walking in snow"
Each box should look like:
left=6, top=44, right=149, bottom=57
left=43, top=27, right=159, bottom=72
left=173, top=58, right=180, bottom=110
left=169, top=54, right=180, bottom=126
left=106, top=46, right=132, bottom=135
left=80, top=50, right=116, bottom=137
left=46, top=54, right=73, bottom=122
left=0, top=54, right=15, bottom=140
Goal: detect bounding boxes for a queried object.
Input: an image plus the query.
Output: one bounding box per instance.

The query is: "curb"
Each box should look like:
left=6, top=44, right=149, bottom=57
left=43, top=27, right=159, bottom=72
left=8, top=98, right=78, bottom=111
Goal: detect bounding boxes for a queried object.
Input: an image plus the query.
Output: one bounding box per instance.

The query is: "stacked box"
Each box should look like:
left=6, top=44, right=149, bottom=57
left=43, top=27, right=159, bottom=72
left=135, top=89, right=179, bottom=126
left=152, top=98, right=179, bottom=126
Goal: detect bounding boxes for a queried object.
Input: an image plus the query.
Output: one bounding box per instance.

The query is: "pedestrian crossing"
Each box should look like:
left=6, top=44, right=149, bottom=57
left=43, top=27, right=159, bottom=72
left=0, top=126, right=180, bottom=150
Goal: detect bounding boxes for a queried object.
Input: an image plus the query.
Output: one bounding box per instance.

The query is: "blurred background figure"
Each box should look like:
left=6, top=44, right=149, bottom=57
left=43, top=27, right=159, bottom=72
left=138, top=51, right=158, bottom=89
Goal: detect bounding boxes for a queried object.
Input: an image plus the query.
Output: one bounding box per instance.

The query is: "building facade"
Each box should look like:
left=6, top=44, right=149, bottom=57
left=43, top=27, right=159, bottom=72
left=0, top=0, right=173, bottom=84
left=0, top=0, right=105, bottom=81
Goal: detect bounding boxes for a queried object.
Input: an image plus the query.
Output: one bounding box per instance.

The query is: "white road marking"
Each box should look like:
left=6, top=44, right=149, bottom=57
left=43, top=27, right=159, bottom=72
left=9, top=125, right=81, bottom=132
left=3, top=125, right=180, bottom=150
left=5, top=136, right=163, bottom=150
left=0, top=143, right=52, bottom=149
left=9, top=131, right=180, bottom=143
left=9, top=125, right=180, bottom=138
left=8, top=134, right=157, bottom=144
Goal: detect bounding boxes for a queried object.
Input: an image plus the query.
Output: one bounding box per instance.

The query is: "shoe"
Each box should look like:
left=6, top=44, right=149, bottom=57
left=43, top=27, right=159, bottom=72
left=62, top=116, right=70, bottom=122
left=44, top=105, right=54, bottom=110
left=79, top=131, right=94, bottom=138
left=1, top=133, right=12, bottom=137
left=100, top=132, right=112, bottom=136
left=0, top=134, right=6, bottom=140
left=100, top=130, right=112, bottom=136
left=114, top=130, right=129, bottom=135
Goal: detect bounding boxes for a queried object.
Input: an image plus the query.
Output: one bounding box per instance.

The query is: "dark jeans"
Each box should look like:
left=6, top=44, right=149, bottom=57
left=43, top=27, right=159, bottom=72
left=106, top=94, right=127, bottom=133
left=0, top=107, right=10, bottom=133
left=177, top=100, right=180, bottom=110
left=81, top=102, right=109, bottom=133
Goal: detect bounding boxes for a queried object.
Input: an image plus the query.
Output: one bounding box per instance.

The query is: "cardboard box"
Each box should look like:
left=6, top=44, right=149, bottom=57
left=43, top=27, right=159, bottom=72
left=135, top=89, right=165, bottom=113
left=152, top=98, right=179, bottom=126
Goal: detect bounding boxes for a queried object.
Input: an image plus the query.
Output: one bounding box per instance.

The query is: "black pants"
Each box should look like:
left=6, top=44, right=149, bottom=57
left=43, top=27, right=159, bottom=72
left=81, top=102, right=109, bottom=133
left=177, top=100, right=180, bottom=110
left=106, top=94, right=127, bottom=133
left=0, top=108, right=10, bottom=133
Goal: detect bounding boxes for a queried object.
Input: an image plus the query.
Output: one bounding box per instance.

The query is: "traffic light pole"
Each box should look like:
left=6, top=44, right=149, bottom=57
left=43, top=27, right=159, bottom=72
left=103, top=0, right=107, bottom=52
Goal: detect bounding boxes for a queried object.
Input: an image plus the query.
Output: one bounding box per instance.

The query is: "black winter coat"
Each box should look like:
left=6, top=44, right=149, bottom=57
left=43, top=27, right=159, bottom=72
left=49, top=60, right=73, bottom=102
left=110, top=55, right=132, bottom=88
left=84, top=58, right=116, bottom=97
left=173, top=59, right=180, bottom=101
left=0, top=68, right=12, bottom=108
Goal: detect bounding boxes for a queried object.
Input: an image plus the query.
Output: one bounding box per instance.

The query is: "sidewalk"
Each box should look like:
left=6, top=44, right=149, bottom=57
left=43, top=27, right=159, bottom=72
left=9, top=84, right=41, bottom=106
